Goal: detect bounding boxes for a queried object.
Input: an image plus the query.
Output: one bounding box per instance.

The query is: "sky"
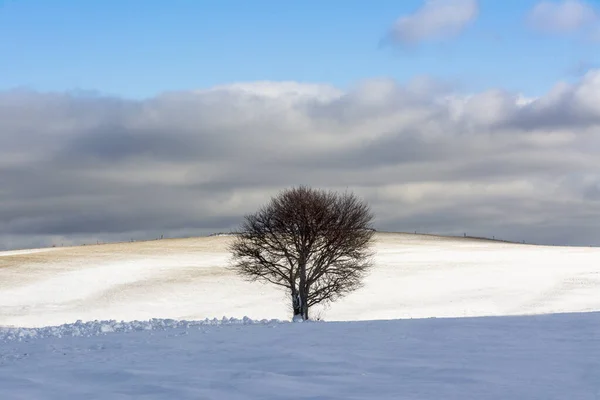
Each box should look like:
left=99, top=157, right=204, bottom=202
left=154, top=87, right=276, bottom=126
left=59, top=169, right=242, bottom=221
left=1, top=0, right=600, bottom=249
left=2, top=0, right=599, bottom=97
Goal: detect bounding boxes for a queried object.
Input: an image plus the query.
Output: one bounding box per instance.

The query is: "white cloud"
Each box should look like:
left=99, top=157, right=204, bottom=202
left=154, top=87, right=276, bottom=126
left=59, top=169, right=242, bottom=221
left=2, top=71, right=600, bottom=249
left=389, top=0, right=478, bottom=45
left=528, top=0, right=598, bottom=33
left=572, top=70, right=600, bottom=115
left=203, top=81, right=343, bottom=102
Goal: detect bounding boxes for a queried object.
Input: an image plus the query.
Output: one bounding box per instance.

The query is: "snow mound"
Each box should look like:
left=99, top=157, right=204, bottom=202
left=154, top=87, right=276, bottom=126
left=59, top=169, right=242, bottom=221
left=0, top=316, right=284, bottom=342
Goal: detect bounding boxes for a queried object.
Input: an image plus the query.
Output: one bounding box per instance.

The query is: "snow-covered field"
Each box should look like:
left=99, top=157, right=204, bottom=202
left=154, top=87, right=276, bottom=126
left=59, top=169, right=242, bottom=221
left=2, top=233, right=600, bottom=399
left=2, top=313, right=599, bottom=399
left=1, top=233, right=599, bottom=327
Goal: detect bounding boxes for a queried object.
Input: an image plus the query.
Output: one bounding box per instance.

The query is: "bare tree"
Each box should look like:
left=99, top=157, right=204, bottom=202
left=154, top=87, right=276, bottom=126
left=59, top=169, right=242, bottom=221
left=229, top=186, right=375, bottom=321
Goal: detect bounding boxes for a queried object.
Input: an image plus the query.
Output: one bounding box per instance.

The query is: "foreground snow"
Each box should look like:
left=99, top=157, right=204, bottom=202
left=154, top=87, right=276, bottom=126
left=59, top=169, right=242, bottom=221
left=1, top=312, right=599, bottom=399
left=1, top=233, right=600, bottom=327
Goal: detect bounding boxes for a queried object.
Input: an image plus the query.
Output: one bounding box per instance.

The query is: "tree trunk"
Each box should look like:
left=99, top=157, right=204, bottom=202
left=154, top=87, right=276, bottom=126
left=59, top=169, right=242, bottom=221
left=301, top=300, right=309, bottom=320
left=291, top=291, right=302, bottom=317
left=299, top=260, right=309, bottom=320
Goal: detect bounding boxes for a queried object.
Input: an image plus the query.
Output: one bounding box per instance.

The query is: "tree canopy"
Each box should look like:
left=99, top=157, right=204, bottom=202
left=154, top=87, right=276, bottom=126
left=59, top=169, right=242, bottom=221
left=229, top=186, right=375, bottom=320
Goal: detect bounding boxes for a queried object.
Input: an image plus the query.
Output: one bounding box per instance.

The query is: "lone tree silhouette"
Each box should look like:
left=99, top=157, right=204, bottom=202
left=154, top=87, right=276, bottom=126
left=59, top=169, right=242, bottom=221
left=229, top=186, right=375, bottom=321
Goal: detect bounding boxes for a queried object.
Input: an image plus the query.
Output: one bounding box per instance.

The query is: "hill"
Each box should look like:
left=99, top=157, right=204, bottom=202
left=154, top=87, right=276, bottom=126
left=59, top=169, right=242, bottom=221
left=1, top=232, right=599, bottom=327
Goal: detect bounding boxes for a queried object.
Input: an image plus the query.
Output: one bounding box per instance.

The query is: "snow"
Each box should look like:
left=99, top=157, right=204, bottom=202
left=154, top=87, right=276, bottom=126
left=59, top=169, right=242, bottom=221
left=1, top=233, right=600, bottom=327
left=2, top=233, right=600, bottom=398
left=0, top=248, right=59, bottom=257
left=292, top=314, right=305, bottom=323
left=0, top=317, right=281, bottom=341
left=1, top=313, right=599, bottom=399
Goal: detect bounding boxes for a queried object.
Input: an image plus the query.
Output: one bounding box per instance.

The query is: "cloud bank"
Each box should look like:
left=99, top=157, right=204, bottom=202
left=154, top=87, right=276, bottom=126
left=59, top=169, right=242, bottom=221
left=2, top=71, right=600, bottom=249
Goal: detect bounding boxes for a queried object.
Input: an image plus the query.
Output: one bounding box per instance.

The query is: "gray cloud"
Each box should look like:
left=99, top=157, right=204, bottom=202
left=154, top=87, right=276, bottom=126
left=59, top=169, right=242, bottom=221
left=1, top=72, right=600, bottom=249
left=528, top=0, right=599, bottom=39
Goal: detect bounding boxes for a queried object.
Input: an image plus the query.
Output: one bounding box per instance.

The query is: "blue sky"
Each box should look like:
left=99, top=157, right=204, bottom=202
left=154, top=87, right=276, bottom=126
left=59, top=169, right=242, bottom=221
left=1, top=0, right=598, bottom=98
